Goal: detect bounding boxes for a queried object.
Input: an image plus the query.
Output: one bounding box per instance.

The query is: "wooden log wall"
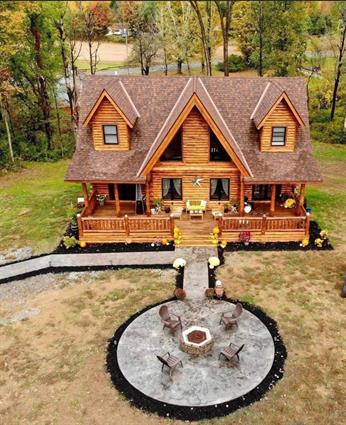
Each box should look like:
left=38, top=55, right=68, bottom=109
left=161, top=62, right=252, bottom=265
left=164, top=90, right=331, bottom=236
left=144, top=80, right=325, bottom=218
left=150, top=107, right=240, bottom=208
left=91, top=98, right=130, bottom=151
left=260, top=99, right=297, bottom=152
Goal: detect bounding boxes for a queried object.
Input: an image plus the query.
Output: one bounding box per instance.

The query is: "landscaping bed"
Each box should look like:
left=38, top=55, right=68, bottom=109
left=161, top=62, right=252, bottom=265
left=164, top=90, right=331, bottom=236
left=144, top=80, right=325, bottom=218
left=223, top=221, right=332, bottom=252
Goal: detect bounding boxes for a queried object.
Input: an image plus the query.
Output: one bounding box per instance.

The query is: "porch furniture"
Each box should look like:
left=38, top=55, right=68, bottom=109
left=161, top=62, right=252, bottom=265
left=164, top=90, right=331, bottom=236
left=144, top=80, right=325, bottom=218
left=220, top=302, right=243, bottom=329
left=159, top=305, right=182, bottom=333
left=212, top=207, right=223, bottom=220
left=186, top=200, right=207, bottom=212
left=219, top=342, right=244, bottom=362
left=156, top=352, right=183, bottom=376
left=190, top=210, right=203, bottom=220
left=77, top=197, right=85, bottom=208
left=170, top=206, right=183, bottom=219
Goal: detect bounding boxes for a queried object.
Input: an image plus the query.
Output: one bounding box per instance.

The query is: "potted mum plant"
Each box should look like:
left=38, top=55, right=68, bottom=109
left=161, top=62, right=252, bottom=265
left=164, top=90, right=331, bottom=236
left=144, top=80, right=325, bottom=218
left=239, top=231, right=251, bottom=246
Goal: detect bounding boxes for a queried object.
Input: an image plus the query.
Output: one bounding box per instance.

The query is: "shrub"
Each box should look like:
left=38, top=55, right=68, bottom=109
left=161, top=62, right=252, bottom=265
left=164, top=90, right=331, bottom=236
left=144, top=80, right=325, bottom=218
left=216, top=54, right=247, bottom=73
left=63, top=235, right=78, bottom=249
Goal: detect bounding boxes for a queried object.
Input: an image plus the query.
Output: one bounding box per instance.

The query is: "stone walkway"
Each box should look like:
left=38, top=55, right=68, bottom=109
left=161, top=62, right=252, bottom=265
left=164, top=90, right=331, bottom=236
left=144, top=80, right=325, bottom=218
left=178, top=248, right=217, bottom=300
left=0, top=251, right=177, bottom=284
left=0, top=248, right=217, bottom=299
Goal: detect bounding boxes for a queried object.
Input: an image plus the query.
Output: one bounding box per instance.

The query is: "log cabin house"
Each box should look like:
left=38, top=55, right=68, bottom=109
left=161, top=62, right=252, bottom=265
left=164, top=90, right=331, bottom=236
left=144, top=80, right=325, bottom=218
left=65, top=76, right=322, bottom=246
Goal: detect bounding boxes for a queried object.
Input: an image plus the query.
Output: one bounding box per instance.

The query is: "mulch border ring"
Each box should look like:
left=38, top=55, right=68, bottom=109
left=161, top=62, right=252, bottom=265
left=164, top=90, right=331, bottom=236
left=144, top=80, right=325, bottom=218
left=106, top=298, right=287, bottom=421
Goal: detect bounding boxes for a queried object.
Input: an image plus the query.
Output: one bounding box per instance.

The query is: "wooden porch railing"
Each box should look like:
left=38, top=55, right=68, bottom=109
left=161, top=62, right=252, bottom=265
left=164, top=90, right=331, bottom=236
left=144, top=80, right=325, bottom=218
left=218, top=214, right=309, bottom=237
left=78, top=214, right=174, bottom=238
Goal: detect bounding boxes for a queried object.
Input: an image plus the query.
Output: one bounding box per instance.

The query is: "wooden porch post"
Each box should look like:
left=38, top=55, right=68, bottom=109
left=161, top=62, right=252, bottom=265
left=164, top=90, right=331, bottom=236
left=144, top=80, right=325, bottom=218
left=297, top=183, right=306, bottom=216
left=146, top=178, right=151, bottom=216
left=114, top=184, right=121, bottom=217
left=270, top=184, right=276, bottom=217
left=239, top=176, right=245, bottom=216
left=81, top=183, right=89, bottom=208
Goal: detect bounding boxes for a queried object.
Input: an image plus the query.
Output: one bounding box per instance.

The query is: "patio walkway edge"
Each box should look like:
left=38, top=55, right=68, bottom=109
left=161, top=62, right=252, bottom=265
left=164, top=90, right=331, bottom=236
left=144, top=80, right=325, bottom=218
left=0, top=251, right=177, bottom=285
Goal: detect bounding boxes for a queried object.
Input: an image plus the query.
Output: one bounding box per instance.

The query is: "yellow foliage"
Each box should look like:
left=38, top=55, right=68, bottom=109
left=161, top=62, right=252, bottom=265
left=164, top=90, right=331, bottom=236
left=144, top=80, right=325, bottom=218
left=300, top=238, right=309, bottom=247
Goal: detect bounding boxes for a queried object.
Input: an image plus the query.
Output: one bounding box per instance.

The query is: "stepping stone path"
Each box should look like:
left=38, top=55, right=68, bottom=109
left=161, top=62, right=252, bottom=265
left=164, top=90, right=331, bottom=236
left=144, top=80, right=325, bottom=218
left=175, top=247, right=217, bottom=300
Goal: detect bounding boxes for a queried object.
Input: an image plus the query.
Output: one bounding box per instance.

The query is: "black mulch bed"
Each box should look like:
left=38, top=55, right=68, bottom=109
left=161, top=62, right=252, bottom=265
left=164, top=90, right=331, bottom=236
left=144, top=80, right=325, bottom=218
left=0, top=264, right=173, bottom=286
left=175, top=267, right=184, bottom=289
left=106, top=298, right=287, bottom=421
left=223, top=221, right=333, bottom=252
left=53, top=223, right=175, bottom=254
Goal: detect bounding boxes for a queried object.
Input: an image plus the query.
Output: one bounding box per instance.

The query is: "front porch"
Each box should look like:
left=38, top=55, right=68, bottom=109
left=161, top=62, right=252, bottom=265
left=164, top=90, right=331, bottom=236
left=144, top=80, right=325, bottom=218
left=77, top=185, right=310, bottom=245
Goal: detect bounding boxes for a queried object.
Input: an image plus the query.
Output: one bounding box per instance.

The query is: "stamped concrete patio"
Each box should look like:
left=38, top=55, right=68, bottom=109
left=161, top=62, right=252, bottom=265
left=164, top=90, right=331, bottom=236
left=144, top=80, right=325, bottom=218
left=116, top=299, right=275, bottom=407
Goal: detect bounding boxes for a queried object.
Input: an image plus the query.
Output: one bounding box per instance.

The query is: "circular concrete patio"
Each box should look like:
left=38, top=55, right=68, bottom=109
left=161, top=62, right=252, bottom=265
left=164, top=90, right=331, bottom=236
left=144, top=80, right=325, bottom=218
left=106, top=298, right=286, bottom=420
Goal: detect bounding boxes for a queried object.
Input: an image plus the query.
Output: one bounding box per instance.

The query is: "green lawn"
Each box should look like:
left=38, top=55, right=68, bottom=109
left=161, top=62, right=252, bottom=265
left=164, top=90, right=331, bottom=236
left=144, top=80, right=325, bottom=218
left=305, top=142, right=346, bottom=245
left=0, top=161, right=80, bottom=254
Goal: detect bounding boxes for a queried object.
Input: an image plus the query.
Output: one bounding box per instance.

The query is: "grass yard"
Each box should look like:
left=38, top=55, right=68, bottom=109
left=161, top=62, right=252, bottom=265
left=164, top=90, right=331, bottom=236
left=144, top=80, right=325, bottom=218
left=0, top=161, right=80, bottom=254
left=0, top=143, right=345, bottom=424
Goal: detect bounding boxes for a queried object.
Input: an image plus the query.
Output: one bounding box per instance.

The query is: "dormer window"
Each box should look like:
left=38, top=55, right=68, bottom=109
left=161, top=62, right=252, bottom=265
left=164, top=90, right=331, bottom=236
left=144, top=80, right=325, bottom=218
left=271, top=127, right=286, bottom=146
left=103, top=125, right=118, bottom=145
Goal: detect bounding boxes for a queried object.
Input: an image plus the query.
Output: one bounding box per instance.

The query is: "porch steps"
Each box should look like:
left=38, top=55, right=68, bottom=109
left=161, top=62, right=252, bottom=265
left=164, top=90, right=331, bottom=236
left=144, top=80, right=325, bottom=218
left=179, top=235, right=215, bottom=247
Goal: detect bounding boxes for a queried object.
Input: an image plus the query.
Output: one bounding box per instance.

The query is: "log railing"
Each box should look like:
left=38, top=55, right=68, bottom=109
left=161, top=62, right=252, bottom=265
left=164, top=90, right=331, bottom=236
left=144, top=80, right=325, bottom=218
left=218, top=214, right=309, bottom=237
left=78, top=214, right=174, bottom=238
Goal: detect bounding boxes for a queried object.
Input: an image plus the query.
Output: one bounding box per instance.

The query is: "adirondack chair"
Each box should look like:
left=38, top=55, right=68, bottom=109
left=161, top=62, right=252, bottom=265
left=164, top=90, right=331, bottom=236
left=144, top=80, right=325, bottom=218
left=220, top=302, right=243, bottom=329
left=156, top=352, right=183, bottom=376
left=159, top=305, right=182, bottom=333
left=219, top=342, right=245, bottom=362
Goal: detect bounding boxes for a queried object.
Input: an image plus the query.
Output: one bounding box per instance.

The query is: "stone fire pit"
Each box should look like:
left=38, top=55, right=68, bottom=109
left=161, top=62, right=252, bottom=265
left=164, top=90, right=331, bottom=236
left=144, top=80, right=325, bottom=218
left=180, top=325, right=214, bottom=355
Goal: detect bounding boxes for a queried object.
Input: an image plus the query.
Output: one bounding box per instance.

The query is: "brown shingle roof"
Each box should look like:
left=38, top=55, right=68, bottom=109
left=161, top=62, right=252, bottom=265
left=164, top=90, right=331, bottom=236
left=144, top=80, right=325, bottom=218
left=251, top=80, right=305, bottom=129
left=66, top=75, right=322, bottom=183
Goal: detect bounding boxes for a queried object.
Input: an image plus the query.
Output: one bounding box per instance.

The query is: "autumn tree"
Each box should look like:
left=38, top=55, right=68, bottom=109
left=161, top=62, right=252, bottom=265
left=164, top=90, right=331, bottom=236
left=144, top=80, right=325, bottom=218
left=214, top=0, right=235, bottom=76
left=77, top=1, right=114, bottom=75
left=329, top=1, right=346, bottom=121
left=156, top=1, right=200, bottom=74
left=0, top=1, right=25, bottom=163
left=120, top=1, right=159, bottom=75
left=54, top=4, right=82, bottom=129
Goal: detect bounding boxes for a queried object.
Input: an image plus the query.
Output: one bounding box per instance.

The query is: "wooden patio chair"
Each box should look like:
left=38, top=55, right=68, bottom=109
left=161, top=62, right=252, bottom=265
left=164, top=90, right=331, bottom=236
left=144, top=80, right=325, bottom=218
left=219, top=302, right=243, bottom=329
left=219, top=342, right=244, bottom=362
left=159, top=305, right=182, bottom=333
left=156, top=352, right=183, bottom=376
left=170, top=207, right=183, bottom=219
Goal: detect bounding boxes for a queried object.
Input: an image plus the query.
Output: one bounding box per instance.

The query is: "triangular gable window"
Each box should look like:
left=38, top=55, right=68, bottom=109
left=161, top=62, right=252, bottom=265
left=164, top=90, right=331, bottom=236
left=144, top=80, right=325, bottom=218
left=160, top=129, right=182, bottom=161
left=210, top=129, right=230, bottom=161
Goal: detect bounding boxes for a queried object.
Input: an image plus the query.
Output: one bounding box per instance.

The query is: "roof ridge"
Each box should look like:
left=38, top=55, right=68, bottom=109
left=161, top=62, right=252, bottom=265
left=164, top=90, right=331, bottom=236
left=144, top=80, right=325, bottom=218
left=136, top=78, right=193, bottom=177
left=197, top=78, right=253, bottom=177
left=250, top=82, right=271, bottom=120
left=118, top=80, right=140, bottom=118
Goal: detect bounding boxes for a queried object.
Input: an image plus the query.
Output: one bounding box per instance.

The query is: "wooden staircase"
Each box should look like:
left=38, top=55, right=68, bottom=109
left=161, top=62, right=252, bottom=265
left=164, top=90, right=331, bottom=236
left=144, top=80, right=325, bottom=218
left=177, top=218, right=216, bottom=247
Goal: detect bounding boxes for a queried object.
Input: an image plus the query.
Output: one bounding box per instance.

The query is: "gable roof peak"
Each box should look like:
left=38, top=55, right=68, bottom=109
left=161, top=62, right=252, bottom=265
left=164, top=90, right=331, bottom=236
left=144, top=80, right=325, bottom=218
left=82, top=81, right=139, bottom=128
left=251, top=80, right=305, bottom=129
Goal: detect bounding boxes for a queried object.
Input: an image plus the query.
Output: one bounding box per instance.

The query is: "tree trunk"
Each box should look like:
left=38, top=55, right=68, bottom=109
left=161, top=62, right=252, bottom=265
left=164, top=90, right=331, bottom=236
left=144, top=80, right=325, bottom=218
left=330, top=21, right=346, bottom=121
left=163, top=48, right=168, bottom=75
left=259, top=31, right=263, bottom=76
left=190, top=0, right=212, bottom=76
left=30, top=15, right=53, bottom=150
left=0, top=95, right=14, bottom=163
left=214, top=0, right=233, bottom=77
left=177, top=59, right=183, bottom=74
